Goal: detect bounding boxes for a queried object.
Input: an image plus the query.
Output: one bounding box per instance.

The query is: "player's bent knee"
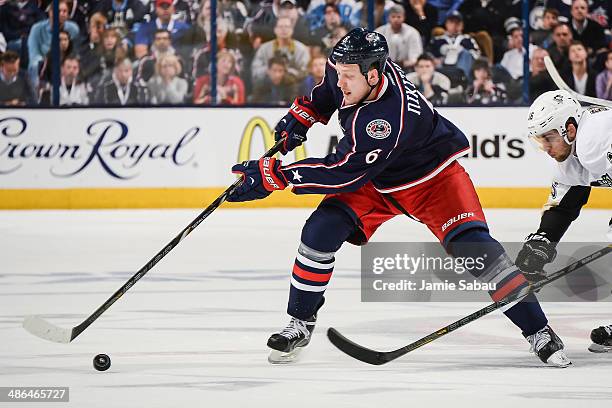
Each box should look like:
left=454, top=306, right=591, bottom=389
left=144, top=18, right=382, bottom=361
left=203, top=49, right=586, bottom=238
left=301, top=205, right=357, bottom=253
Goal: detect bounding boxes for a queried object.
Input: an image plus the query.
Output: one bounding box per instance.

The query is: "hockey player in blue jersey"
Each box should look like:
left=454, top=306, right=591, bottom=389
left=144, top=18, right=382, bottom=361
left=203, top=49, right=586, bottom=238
left=227, top=28, right=570, bottom=367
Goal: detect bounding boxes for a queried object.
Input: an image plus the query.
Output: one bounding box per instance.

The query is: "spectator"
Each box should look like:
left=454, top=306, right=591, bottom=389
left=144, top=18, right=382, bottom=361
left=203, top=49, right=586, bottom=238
left=300, top=54, right=326, bottom=95
left=595, top=50, right=612, bottom=100
left=458, top=0, right=516, bottom=62
left=83, top=28, right=128, bottom=90
left=136, top=29, right=180, bottom=83
left=27, top=0, right=79, bottom=90
left=248, top=0, right=301, bottom=47
left=179, top=0, right=212, bottom=48
left=406, top=53, right=450, bottom=105
left=40, top=55, right=89, bottom=105
left=429, top=11, right=480, bottom=78
left=561, top=41, right=597, bottom=97
left=375, top=4, right=422, bottom=71
left=134, top=0, right=190, bottom=59
left=531, top=8, right=559, bottom=49
left=321, top=25, right=348, bottom=55
left=277, top=0, right=312, bottom=45
left=569, top=0, right=607, bottom=58
left=193, top=50, right=245, bottom=104
left=306, top=0, right=356, bottom=31
left=311, top=4, right=349, bottom=50
left=548, top=0, right=609, bottom=26
left=547, top=23, right=573, bottom=73
left=465, top=58, right=507, bottom=104
left=351, top=0, right=394, bottom=29
left=0, top=0, right=45, bottom=60
left=500, top=19, right=535, bottom=80
left=78, top=12, right=107, bottom=83
left=0, top=50, right=35, bottom=105
left=93, top=0, right=148, bottom=40
left=402, top=0, right=438, bottom=46
left=147, top=54, right=189, bottom=104
left=250, top=56, right=297, bottom=105
left=95, top=57, right=149, bottom=105
left=219, top=0, right=248, bottom=35
left=427, top=0, right=464, bottom=25
left=529, top=47, right=556, bottom=101
left=251, top=16, right=309, bottom=84
left=38, top=29, right=73, bottom=86
left=144, top=0, right=199, bottom=25
left=192, top=17, right=243, bottom=78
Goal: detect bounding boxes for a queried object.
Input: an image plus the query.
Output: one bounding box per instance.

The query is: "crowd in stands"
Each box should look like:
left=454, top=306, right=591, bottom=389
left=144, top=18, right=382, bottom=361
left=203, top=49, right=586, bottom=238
left=0, top=0, right=610, bottom=107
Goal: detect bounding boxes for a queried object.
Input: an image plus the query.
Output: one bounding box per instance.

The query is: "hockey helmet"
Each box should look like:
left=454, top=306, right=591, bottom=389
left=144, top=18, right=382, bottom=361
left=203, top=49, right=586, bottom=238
left=527, top=90, right=582, bottom=146
left=332, top=28, right=388, bottom=78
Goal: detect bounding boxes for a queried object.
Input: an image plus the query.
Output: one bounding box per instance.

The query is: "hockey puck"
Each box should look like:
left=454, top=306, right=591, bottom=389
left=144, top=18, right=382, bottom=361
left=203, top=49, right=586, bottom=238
left=93, top=354, right=111, bottom=371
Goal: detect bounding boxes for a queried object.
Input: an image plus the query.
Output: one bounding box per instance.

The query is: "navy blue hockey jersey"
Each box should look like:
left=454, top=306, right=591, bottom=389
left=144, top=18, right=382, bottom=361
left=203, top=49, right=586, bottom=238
left=281, top=57, right=470, bottom=194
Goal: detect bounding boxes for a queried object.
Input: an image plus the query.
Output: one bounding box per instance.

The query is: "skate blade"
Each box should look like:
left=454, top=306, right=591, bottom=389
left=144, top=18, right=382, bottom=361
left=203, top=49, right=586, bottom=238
left=588, top=343, right=612, bottom=353
left=268, top=348, right=302, bottom=364
left=546, top=350, right=572, bottom=368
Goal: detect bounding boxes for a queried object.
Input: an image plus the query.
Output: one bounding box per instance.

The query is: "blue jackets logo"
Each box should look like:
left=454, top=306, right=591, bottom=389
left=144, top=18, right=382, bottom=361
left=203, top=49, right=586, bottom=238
left=366, top=119, right=391, bottom=139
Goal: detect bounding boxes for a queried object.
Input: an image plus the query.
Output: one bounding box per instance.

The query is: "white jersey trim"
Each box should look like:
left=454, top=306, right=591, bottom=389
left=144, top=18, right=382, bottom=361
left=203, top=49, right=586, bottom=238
left=374, top=147, right=470, bottom=193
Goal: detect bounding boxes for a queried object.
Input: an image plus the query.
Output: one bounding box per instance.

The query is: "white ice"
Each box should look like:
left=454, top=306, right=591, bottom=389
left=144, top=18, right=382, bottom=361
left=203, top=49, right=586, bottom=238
left=1, top=208, right=611, bottom=408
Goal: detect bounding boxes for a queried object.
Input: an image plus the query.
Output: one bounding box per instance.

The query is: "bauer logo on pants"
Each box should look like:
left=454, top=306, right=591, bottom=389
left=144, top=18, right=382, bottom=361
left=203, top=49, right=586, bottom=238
left=366, top=119, right=391, bottom=139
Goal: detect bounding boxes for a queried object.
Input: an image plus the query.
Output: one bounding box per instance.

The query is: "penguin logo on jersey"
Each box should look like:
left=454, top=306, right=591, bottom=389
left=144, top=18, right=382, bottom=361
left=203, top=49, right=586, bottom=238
left=607, top=151, right=612, bottom=165
left=366, top=119, right=391, bottom=139
left=551, top=182, right=558, bottom=199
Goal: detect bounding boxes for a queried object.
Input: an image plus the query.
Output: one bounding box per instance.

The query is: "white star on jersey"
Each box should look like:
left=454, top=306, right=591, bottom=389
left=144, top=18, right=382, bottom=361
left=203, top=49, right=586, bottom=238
left=291, top=170, right=303, bottom=183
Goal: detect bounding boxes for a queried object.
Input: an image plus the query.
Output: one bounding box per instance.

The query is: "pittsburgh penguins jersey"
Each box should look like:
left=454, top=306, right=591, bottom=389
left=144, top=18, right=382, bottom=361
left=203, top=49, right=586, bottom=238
left=535, top=106, right=612, bottom=242
left=549, top=107, right=612, bottom=189
left=280, top=57, right=470, bottom=195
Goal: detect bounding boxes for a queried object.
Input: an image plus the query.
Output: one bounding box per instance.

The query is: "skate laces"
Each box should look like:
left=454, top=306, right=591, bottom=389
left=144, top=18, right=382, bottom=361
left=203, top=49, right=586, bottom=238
left=279, top=318, right=309, bottom=340
left=528, top=326, right=552, bottom=353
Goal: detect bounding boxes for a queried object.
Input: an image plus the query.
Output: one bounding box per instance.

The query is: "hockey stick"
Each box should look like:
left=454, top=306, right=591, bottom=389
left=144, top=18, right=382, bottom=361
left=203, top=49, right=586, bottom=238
left=544, top=56, right=612, bottom=108
left=23, top=139, right=285, bottom=344
left=327, top=245, right=611, bottom=365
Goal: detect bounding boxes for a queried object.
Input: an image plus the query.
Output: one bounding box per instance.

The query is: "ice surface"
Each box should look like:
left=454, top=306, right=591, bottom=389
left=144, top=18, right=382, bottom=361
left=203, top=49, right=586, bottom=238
left=1, top=208, right=611, bottom=407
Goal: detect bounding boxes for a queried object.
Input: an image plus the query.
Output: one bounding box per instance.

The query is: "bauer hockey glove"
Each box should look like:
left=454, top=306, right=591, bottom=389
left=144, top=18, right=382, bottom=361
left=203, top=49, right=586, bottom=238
left=227, top=157, right=288, bottom=202
left=515, top=232, right=558, bottom=283
left=274, top=97, right=323, bottom=155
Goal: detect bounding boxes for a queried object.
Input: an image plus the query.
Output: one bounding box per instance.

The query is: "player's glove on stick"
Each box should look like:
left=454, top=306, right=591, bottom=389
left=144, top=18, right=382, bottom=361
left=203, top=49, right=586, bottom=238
left=515, top=232, right=558, bottom=283
left=274, top=97, right=323, bottom=155
left=227, top=157, right=288, bottom=202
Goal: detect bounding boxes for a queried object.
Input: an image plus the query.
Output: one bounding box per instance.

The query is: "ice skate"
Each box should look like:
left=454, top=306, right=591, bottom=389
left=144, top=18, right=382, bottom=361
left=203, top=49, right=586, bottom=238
left=588, top=325, right=612, bottom=353
left=267, top=314, right=316, bottom=364
left=525, top=325, right=571, bottom=368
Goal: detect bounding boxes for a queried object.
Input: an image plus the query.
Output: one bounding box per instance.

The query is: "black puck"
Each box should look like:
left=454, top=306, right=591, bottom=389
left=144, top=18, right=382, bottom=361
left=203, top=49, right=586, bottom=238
left=93, top=354, right=111, bottom=371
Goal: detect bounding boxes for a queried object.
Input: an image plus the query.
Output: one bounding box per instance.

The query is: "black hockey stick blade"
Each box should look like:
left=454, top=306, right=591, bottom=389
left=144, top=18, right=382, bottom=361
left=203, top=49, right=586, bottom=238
left=327, top=328, right=390, bottom=365
left=23, top=139, right=285, bottom=344
left=328, top=245, right=611, bottom=365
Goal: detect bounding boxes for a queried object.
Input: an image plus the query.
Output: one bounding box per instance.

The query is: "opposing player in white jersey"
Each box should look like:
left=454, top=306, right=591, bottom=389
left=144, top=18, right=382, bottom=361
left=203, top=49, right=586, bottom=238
left=518, top=89, right=612, bottom=352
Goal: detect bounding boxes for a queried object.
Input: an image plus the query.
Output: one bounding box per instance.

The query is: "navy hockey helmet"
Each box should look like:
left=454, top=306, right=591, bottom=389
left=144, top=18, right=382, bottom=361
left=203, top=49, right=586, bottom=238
left=332, top=28, right=388, bottom=78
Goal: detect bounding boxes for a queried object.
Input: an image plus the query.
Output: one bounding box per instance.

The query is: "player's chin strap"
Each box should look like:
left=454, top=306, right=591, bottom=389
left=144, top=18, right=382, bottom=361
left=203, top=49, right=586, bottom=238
left=356, top=73, right=382, bottom=106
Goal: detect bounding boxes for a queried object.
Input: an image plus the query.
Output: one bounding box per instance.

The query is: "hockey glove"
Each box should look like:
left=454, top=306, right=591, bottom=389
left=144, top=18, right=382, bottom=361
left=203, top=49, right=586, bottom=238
left=274, top=97, right=322, bottom=155
left=515, top=232, right=557, bottom=283
left=227, top=157, right=288, bottom=202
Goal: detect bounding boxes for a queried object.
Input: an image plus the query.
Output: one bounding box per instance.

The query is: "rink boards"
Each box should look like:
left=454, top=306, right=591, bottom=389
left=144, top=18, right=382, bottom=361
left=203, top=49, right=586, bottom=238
left=0, top=107, right=610, bottom=209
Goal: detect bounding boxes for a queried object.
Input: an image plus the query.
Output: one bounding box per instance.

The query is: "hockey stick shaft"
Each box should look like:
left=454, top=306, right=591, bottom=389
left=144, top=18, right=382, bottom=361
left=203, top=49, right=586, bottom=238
left=25, top=139, right=284, bottom=343
left=544, top=56, right=612, bottom=108
left=328, top=245, right=611, bottom=365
